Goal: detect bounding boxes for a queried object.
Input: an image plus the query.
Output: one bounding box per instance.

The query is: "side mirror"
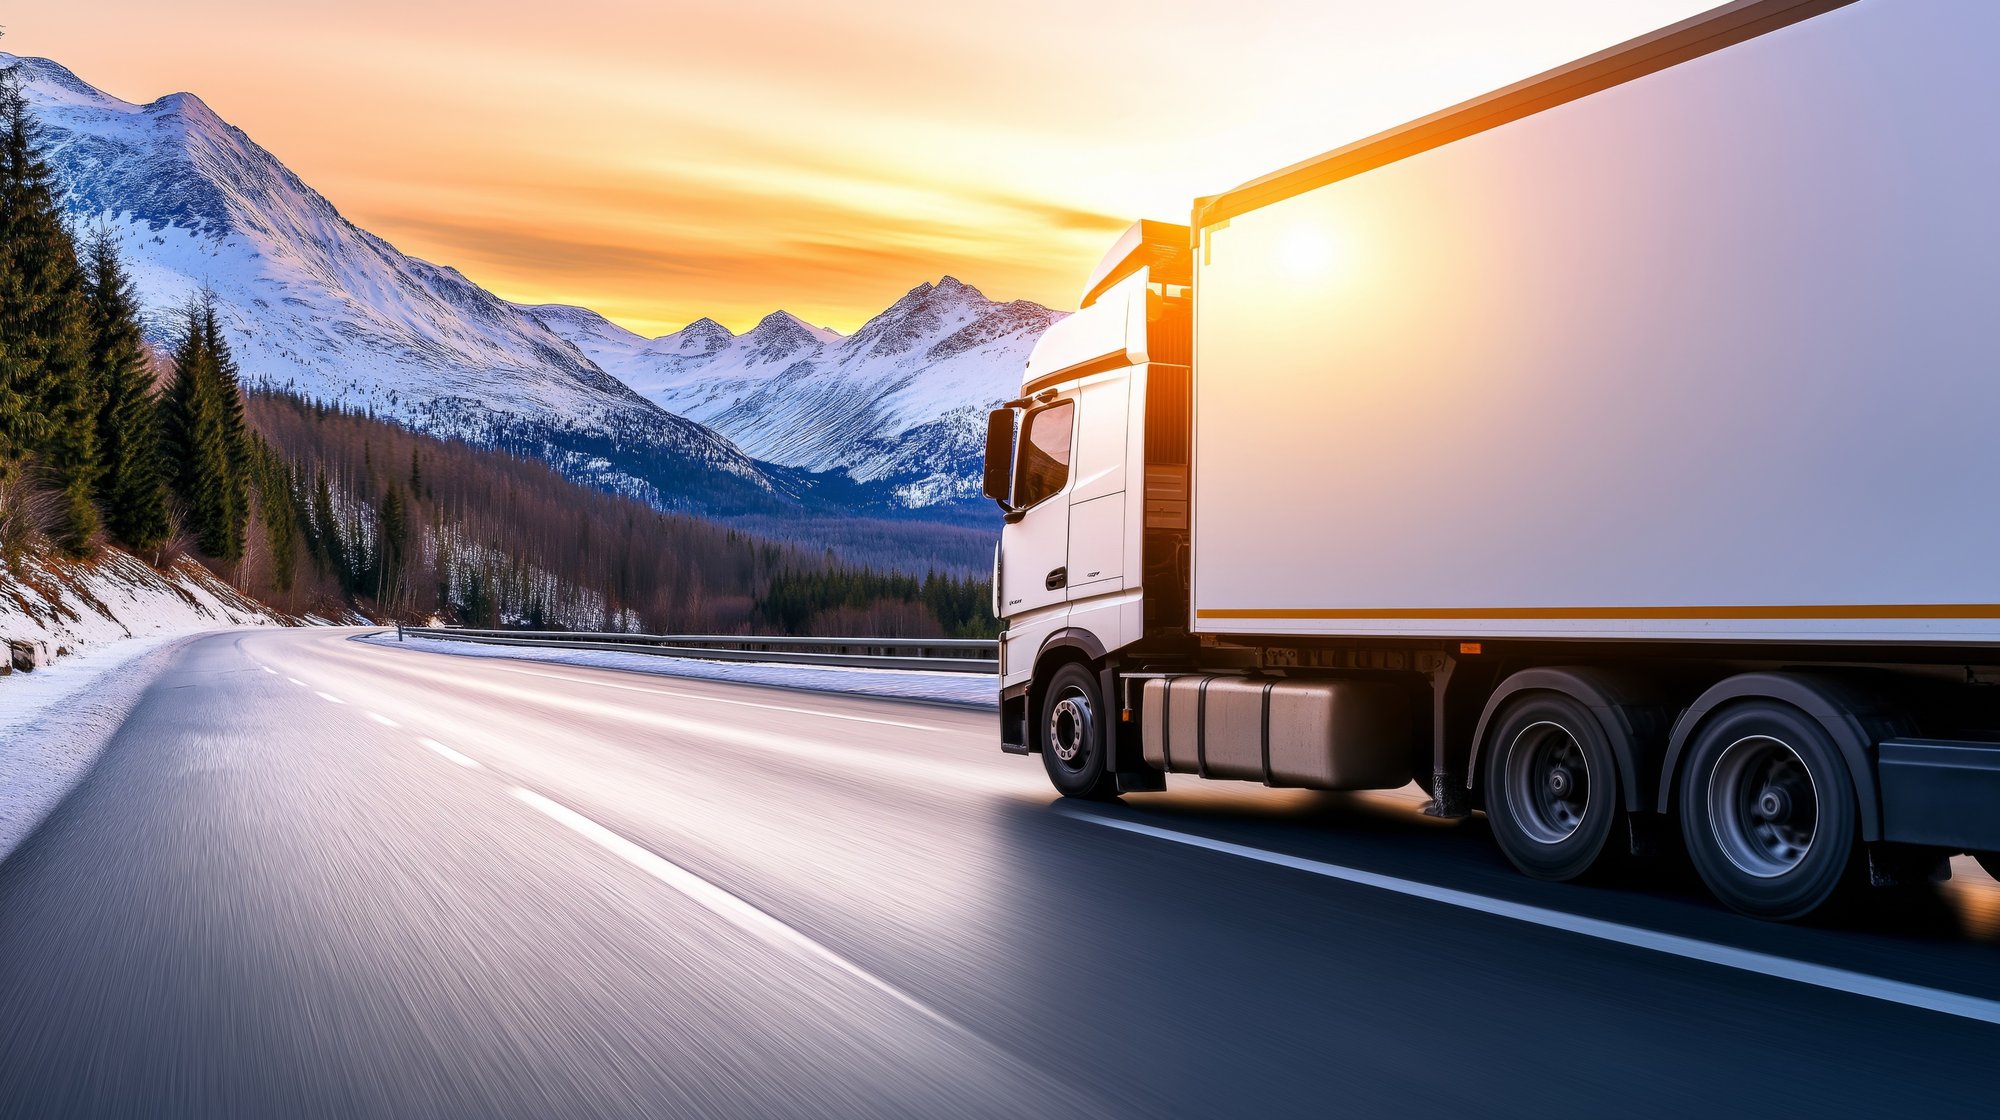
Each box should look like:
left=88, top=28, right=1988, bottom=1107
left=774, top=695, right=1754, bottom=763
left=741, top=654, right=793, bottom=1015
left=982, top=407, right=1020, bottom=509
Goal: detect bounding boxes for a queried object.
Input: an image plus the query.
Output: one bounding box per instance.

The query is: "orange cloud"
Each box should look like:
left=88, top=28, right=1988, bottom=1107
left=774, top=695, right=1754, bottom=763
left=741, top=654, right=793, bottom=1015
left=5, top=0, right=1714, bottom=333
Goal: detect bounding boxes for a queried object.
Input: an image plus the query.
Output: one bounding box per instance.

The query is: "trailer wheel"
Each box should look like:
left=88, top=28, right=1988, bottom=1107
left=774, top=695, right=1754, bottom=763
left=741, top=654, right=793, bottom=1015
left=1481, top=693, right=1624, bottom=881
left=1679, top=701, right=1859, bottom=921
left=1039, top=663, right=1118, bottom=800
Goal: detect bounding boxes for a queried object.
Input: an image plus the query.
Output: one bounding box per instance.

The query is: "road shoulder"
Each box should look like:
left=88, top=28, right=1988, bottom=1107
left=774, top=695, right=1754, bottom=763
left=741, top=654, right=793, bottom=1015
left=0, top=631, right=213, bottom=863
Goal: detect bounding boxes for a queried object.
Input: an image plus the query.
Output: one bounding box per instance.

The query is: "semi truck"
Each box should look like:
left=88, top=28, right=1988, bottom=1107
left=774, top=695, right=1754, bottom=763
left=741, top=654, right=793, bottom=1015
left=981, top=0, right=2000, bottom=920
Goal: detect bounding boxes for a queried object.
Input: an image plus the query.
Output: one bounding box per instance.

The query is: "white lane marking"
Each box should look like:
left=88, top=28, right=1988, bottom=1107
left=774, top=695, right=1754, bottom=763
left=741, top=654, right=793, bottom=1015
left=288, top=677, right=308, bottom=687
left=513, top=788, right=958, bottom=1030
left=367, top=712, right=400, bottom=728
left=1062, top=808, right=2000, bottom=1028
left=262, top=666, right=277, bottom=675
left=316, top=692, right=345, bottom=704
left=464, top=662, right=954, bottom=733
left=419, top=738, right=481, bottom=768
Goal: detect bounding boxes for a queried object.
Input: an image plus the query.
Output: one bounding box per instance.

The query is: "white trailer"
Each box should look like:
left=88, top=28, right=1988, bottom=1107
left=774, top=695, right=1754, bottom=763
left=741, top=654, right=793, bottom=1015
left=983, top=0, right=2000, bottom=919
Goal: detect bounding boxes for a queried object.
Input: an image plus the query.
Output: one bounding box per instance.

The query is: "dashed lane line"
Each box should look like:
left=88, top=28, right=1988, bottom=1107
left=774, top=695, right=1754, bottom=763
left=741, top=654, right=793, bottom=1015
left=419, top=738, right=481, bottom=769
left=512, top=787, right=961, bottom=1032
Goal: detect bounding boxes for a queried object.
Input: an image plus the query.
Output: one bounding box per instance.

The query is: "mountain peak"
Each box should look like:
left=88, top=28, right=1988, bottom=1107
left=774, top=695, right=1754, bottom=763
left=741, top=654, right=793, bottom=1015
left=668, top=316, right=735, bottom=354
left=744, top=310, right=827, bottom=359
left=13, top=50, right=794, bottom=518
left=151, top=89, right=224, bottom=126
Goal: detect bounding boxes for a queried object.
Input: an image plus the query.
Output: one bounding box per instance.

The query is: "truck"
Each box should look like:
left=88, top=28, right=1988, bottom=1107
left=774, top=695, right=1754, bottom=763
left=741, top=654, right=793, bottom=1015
left=981, top=0, right=2000, bottom=921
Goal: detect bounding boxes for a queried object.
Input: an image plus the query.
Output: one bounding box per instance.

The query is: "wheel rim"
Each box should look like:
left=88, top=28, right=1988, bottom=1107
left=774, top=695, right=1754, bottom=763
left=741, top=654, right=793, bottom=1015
left=1049, top=686, right=1094, bottom=771
left=1707, top=734, right=1818, bottom=879
left=1504, top=720, right=1591, bottom=845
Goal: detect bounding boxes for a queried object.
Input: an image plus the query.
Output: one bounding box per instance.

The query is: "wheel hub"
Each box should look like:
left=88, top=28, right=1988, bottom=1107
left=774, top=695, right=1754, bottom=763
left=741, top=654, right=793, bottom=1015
left=1707, top=735, right=1819, bottom=879
left=1050, top=695, right=1091, bottom=765
left=1504, top=721, right=1591, bottom=845
left=1755, top=785, right=1795, bottom=822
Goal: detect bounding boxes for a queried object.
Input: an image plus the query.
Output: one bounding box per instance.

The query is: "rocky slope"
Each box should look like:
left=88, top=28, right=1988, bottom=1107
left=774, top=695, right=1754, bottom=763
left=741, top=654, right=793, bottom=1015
left=6, top=53, right=784, bottom=515
left=531, top=277, right=1058, bottom=508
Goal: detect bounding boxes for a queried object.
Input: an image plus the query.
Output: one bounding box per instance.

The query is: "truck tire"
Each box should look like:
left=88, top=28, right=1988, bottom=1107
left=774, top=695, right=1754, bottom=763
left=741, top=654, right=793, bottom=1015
left=1039, top=662, right=1119, bottom=800
left=1481, top=693, right=1623, bottom=881
left=1678, top=700, right=1859, bottom=921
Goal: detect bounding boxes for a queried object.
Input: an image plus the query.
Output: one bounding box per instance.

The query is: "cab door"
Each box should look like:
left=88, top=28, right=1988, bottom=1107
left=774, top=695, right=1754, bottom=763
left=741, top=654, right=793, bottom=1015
left=1064, top=375, right=1128, bottom=601
left=997, top=397, right=1076, bottom=620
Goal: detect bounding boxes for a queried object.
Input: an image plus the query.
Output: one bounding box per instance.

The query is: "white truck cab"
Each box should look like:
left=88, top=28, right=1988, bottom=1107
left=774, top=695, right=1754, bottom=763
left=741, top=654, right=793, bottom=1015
left=984, top=221, right=1192, bottom=792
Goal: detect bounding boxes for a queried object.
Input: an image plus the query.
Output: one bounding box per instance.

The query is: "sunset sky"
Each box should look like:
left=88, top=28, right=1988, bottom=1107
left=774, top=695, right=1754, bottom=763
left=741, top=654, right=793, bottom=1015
left=7, top=1, right=1711, bottom=335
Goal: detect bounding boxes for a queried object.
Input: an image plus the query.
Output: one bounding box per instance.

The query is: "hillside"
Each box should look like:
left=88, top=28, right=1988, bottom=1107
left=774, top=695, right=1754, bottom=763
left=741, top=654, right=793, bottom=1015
left=531, top=278, right=1057, bottom=511
left=0, top=545, right=278, bottom=668
left=4, top=52, right=789, bottom=516
left=10, top=52, right=1050, bottom=527
left=245, top=392, right=995, bottom=637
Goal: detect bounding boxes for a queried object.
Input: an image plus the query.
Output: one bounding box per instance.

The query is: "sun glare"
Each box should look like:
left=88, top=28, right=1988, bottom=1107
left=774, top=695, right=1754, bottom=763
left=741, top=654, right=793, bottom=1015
left=1277, top=225, right=1342, bottom=280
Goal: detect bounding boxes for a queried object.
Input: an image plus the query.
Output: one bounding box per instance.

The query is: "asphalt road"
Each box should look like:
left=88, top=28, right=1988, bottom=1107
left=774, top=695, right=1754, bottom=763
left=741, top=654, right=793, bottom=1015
left=2, top=628, right=1997, bottom=1118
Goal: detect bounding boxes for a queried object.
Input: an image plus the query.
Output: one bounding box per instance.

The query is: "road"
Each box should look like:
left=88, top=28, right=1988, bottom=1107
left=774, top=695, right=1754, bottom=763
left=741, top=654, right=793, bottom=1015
left=1, top=628, right=1996, bottom=1118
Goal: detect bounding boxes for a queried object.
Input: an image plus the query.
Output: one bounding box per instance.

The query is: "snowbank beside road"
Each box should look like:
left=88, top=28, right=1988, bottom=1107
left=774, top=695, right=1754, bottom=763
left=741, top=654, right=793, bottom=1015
left=0, top=546, right=280, bottom=862
left=1, top=547, right=274, bottom=662
left=0, top=632, right=209, bottom=861
left=363, top=631, right=998, bottom=708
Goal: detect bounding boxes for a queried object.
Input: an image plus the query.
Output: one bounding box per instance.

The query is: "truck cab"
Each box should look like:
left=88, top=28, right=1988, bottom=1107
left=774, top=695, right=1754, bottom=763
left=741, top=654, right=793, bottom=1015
left=983, top=220, right=1193, bottom=777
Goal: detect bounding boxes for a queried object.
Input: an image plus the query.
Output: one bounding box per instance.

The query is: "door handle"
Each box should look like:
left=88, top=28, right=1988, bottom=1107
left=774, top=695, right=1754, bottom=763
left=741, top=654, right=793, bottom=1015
left=1045, top=567, right=1067, bottom=591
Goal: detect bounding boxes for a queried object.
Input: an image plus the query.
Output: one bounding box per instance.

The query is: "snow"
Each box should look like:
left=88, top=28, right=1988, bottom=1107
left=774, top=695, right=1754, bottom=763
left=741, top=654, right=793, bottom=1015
left=532, top=279, right=1060, bottom=508
left=0, top=544, right=281, bottom=860
left=0, top=548, right=275, bottom=654
left=361, top=631, right=997, bottom=708
left=0, top=633, right=210, bottom=862
left=3, top=53, right=779, bottom=513
left=9, top=49, right=1056, bottom=516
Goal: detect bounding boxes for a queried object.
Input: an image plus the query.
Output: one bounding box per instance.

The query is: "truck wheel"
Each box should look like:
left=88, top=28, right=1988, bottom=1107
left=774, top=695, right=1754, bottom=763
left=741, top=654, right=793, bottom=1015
left=1679, top=701, right=1858, bottom=921
left=1039, top=663, right=1119, bottom=800
left=1482, top=693, right=1623, bottom=881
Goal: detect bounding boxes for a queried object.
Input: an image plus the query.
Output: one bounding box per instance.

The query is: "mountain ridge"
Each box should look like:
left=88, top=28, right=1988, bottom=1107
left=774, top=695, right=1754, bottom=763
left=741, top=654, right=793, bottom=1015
left=4, top=52, right=786, bottom=515
left=529, top=275, right=1060, bottom=508
left=8, top=51, right=1052, bottom=519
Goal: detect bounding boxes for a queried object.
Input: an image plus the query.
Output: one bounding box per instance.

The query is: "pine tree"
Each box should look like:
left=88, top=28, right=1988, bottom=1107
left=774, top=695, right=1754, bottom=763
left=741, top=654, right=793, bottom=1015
left=160, top=299, right=236, bottom=558
left=0, top=69, right=100, bottom=552
left=202, top=299, right=250, bottom=551
left=0, top=298, right=28, bottom=479
left=377, top=482, right=408, bottom=608
left=83, top=232, right=169, bottom=554
left=310, top=468, right=346, bottom=583
left=255, top=442, right=298, bottom=594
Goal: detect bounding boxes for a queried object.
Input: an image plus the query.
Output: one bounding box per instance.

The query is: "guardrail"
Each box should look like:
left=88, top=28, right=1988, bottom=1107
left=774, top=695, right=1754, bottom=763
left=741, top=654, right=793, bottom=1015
left=395, top=624, right=998, bottom=674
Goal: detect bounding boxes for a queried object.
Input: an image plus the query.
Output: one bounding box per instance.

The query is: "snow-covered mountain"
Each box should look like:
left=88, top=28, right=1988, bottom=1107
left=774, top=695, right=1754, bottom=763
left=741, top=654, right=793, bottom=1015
left=531, top=278, right=1060, bottom=507
left=5, top=53, right=786, bottom=514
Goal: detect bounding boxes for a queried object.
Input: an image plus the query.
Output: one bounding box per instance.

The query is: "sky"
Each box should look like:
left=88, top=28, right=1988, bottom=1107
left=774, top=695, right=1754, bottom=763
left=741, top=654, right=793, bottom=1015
left=4, top=0, right=1713, bottom=335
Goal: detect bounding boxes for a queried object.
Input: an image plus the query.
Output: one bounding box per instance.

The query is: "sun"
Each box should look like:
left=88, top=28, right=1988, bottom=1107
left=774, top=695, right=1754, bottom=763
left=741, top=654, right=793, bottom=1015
left=1277, top=224, right=1341, bottom=278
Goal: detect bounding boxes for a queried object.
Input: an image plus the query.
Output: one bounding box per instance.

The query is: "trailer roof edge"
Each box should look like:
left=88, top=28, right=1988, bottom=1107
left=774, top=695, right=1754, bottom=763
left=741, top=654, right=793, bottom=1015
left=1190, top=0, right=1857, bottom=230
